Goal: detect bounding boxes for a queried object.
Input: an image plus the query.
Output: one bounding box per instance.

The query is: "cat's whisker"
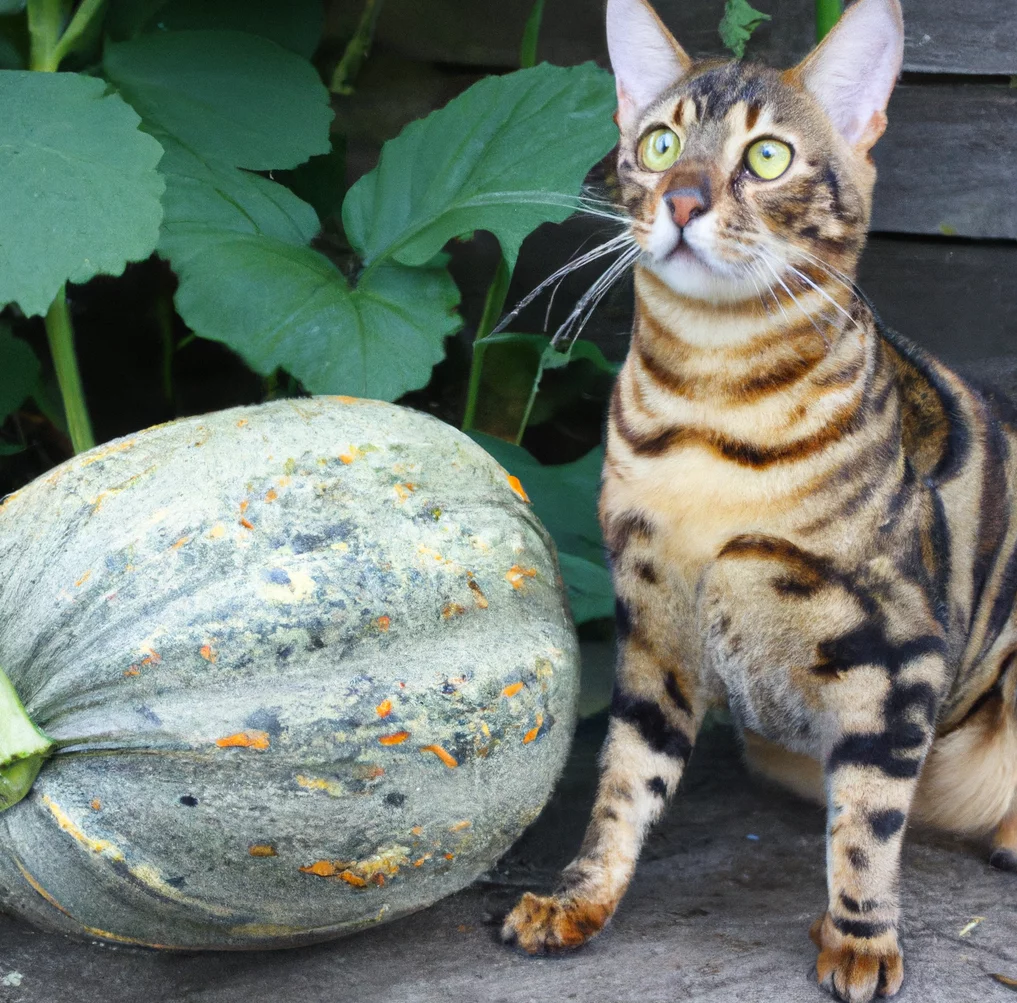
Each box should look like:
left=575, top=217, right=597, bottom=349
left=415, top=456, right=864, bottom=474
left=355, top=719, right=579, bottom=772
left=784, top=262, right=860, bottom=331
left=550, top=244, right=642, bottom=350
left=758, top=255, right=831, bottom=349
left=492, top=233, right=639, bottom=335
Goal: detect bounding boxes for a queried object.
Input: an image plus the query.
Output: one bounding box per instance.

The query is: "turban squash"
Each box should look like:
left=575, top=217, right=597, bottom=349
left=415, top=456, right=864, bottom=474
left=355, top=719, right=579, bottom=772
left=0, top=398, right=578, bottom=949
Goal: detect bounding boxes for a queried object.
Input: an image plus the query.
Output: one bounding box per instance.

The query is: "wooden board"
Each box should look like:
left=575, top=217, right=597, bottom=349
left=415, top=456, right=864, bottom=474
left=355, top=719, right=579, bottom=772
left=329, top=0, right=1017, bottom=77
left=871, top=84, right=1017, bottom=241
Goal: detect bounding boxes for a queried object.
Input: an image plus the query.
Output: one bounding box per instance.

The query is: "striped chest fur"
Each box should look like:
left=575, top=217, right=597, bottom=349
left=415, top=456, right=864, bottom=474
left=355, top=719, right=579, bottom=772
left=502, top=1, right=1017, bottom=1000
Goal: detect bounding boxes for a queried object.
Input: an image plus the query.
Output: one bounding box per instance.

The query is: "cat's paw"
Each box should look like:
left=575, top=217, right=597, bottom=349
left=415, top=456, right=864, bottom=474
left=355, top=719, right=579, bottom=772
left=501, top=891, right=611, bottom=954
left=989, top=847, right=1017, bottom=872
left=810, top=913, right=904, bottom=1002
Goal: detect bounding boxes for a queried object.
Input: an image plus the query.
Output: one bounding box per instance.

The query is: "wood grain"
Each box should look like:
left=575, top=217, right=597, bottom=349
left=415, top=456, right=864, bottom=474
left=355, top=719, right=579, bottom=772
left=328, top=0, right=1017, bottom=77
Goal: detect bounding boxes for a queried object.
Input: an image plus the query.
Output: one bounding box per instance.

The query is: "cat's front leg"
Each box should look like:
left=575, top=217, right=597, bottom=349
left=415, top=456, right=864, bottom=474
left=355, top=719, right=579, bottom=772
left=501, top=631, right=701, bottom=953
left=813, top=643, right=945, bottom=1002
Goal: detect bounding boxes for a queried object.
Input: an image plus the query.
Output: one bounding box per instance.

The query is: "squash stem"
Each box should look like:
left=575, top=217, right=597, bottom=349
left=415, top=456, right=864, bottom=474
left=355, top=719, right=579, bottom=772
left=462, top=257, right=511, bottom=431
left=815, top=0, right=844, bottom=41
left=0, top=667, right=54, bottom=813
left=45, top=286, right=96, bottom=454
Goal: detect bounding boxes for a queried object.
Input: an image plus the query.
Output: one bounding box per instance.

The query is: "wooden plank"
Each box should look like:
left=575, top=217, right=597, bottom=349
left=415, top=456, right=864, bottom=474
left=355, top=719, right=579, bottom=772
left=871, top=84, right=1017, bottom=241
left=493, top=220, right=1017, bottom=366
left=328, top=0, right=1017, bottom=77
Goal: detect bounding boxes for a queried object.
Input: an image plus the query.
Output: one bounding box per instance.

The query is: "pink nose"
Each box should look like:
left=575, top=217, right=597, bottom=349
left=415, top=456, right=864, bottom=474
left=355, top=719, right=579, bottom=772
left=666, top=188, right=708, bottom=228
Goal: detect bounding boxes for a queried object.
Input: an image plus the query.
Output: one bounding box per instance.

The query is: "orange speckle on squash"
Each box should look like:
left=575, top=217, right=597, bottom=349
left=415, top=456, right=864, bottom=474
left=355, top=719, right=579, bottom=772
left=507, top=474, right=530, bottom=503
left=393, top=482, right=416, bottom=502
left=170, top=536, right=190, bottom=550
left=379, top=730, right=410, bottom=746
left=200, top=644, right=217, bottom=663
left=441, top=602, right=466, bottom=619
left=75, top=570, right=92, bottom=587
left=339, top=870, right=367, bottom=887
left=467, top=579, right=488, bottom=608
left=505, top=565, right=537, bottom=590
left=248, top=844, right=277, bottom=857
left=332, top=395, right=359, bottom=404
left=523, top=713, right=545, bottom=745
left=239, top=499, right=249, bottom=513
left=208, top=523, right=227, bottom=539
left=371, top=873, right=385, bottom=887
left=90, top=799, right=102, bottom=811
left=413, top=855, right=430, bottom=866
left=502, top=681, right=524, bottom=698
left=449, top=819, right=471, bottom=832
left=216, top=730, right=270, bottom=751
left=276, top=476, right=291, bottom=488
left=300, top=859, right=337, bottom=877
left=444, top=852, right=455, bottom=861
left=264, top=488, right=278, bottom=503
left=139, top=649, right=161, bottom=666
left=339, top=444, right=364, bottom=464
left=236, top=418, right=248, bottom=427
left=410, top=826, right=423, bottom=837
left=123, top=666, right=140, bottom=677
left=239, top=517, right=254, bottom=530
left=376, top=699, right=392, bottom=718
left=421, top=744, right=458, bottom=768
left=376, top=615, right=391, bottom=632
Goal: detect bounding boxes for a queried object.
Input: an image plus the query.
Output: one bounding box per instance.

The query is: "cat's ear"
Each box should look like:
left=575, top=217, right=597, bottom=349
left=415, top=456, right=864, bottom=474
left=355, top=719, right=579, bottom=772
left=606, top=0, right=691, bottom=132
left=789, top=0, right=904, bottom=151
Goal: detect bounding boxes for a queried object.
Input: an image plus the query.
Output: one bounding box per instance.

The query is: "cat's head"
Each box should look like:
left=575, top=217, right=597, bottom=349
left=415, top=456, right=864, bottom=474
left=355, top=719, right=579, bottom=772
left=608, top=0, right=903, bottom=304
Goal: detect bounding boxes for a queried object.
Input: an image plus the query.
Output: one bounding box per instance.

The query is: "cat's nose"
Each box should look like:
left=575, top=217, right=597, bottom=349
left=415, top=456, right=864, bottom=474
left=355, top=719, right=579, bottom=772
left=665, top=187, right=709, bottom=228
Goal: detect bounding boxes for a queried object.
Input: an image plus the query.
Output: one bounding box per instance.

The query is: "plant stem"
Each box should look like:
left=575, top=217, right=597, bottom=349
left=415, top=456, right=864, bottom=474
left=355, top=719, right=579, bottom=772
left=331, top=0, right=384, bottom=95
left=519, top=0, right=545, bottom=69
left=461, top=257, right=511, bottom=431
left=26, top=0, right=66, bottom=71
left=815, top=0, right=844, bottom=41
left=45, top=287, right=95, bottom=453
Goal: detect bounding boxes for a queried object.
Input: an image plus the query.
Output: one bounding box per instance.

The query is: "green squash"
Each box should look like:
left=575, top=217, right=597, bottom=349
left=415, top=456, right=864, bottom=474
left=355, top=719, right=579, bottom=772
left=0, top=397, right=578, bottom=949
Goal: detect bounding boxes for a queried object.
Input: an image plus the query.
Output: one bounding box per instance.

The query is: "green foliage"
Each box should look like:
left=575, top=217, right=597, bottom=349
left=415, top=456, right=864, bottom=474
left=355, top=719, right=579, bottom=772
left=343, top=63, right=617, bottom=271
left=719, top=0, right=771, bottom=59
left=469, top=434, right=613, bottom=624
left=0, top=325, right=39, bottom=424
left=0, top=71, right=164, bottom=317
left=815, top=0, right=844, bottom=42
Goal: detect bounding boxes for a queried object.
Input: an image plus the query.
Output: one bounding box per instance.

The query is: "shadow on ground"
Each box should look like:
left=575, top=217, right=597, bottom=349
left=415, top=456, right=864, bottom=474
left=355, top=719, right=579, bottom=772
left=0, top=716, right=1014, bottom=1003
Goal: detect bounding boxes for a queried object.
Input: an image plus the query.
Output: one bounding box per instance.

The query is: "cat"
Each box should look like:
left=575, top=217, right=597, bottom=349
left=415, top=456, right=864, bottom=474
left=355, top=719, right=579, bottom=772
left=500, top=0, right=1017, bottom=1000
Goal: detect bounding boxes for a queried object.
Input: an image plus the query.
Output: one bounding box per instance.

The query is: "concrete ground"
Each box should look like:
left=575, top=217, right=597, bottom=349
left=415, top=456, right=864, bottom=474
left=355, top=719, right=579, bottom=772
left=0, top=715, right=1014, bottom=1003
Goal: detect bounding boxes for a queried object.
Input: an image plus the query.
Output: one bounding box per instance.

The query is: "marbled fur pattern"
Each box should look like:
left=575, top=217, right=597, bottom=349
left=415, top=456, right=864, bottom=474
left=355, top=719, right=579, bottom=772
left=503, top=1, right=1017, bottom=1000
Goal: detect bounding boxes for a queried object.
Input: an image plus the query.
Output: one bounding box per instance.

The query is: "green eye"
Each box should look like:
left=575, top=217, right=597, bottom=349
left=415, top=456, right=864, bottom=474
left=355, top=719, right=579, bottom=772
left=745, top=139, right=793, bottom=180
left=640, top=128, right=681, bottom=172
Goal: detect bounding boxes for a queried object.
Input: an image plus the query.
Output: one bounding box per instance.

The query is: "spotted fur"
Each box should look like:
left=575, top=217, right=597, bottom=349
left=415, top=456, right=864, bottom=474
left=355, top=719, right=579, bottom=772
left=502, top=1, right=1017, bottom=999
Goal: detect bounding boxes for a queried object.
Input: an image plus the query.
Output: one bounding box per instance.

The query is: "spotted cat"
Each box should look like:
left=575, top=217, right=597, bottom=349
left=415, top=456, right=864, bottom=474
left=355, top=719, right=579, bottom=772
left=501, top=0, right=1017, bottom=999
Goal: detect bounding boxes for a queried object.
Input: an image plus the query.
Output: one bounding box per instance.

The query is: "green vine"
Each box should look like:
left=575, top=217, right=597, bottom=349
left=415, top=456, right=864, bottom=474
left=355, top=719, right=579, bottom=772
left=815, top=0, right=844, bottom=41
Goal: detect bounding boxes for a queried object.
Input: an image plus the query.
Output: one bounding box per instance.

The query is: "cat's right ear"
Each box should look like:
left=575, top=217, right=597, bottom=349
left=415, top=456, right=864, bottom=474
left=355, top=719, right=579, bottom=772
left=606, top=0, right=691, bottom=132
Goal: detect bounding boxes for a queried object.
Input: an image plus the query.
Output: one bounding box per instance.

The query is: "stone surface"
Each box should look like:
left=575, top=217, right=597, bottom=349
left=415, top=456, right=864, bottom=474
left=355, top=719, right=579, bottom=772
left=0, top=716, right=1013, bottom=1002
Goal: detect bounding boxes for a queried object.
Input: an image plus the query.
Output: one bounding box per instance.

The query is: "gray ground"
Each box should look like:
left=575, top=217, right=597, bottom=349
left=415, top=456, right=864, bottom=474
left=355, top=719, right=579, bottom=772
left=0, top=714, right=1014, bottom=1003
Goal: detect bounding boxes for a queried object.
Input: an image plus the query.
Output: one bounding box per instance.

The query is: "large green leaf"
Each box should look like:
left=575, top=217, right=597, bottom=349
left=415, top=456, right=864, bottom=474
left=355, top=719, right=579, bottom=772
left=172, top=236, right=461, bottom=399
left=103, top=30, right=332, bottom=170
left=142, top=0, right=323, bottom=58
left=469, top=433, right=612, bottom=623
left=0, top=325, right=40, bottom=422
left=0, top=71, right=164, bottom=317
left=342, top=62, right=617, bottom=270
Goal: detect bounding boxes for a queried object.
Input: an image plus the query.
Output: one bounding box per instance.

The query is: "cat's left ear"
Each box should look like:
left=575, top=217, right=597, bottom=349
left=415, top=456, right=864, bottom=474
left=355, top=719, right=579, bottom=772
left=788, top=0, right=904, bottom=151
left=607, top=0, right=692, bottom=132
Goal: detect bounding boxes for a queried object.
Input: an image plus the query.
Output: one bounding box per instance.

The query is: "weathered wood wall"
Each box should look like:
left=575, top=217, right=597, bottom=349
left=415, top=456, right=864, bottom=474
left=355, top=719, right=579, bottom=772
left=334, top=0, right=1016, bottom=366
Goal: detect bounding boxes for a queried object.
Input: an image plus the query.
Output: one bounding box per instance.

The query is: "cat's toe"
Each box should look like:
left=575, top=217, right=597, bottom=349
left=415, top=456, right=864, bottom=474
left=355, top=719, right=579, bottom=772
left=811, top=913, right=904, bottom=1002
left=501, top=891, right=610, bottom=955
left=989, top=847, right=1017, bottom=873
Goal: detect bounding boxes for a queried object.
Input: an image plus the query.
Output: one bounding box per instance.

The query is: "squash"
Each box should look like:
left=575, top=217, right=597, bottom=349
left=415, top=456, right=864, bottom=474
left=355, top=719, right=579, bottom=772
left=0, top=397, right=578, bottom=949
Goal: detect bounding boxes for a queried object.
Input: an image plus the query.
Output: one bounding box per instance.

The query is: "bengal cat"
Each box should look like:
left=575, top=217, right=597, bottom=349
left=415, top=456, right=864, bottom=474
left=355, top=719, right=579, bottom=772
left=501, top=0, right=1017, bottom=999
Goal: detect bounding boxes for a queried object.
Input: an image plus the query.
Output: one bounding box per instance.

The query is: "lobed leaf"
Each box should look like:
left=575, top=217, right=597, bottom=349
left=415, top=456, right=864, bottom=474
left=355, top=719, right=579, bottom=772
left=342, top=62, right=617, bottom=271
left=0, top=71, right=164, bottom=317
left=103, top=30, right=332, bottom=171
left=719, top=0, right=771, bottom=60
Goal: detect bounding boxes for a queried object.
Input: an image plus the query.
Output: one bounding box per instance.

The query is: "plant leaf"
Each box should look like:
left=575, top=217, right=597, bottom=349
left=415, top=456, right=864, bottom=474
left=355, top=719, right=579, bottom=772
left=0, top=71, right=164, bottom=317
left=0, top=325, right=40, bottom=422
left=719, top=0, right=771, bottom=59
left=469, top=433, right=611, bottom=623
left=171, top=236, right=461, bottom=400
left=141, top=0, right=323, bottom=58
left=103, top=30, right=332, bottom=170
left=342, top=62, right=617, bottom=271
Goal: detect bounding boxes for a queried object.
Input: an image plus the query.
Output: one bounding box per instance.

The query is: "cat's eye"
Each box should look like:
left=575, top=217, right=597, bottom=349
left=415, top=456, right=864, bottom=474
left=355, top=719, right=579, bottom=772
left=639, top=128, right=681, bottom=172
left=745, top=139, right=793, bottom=180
